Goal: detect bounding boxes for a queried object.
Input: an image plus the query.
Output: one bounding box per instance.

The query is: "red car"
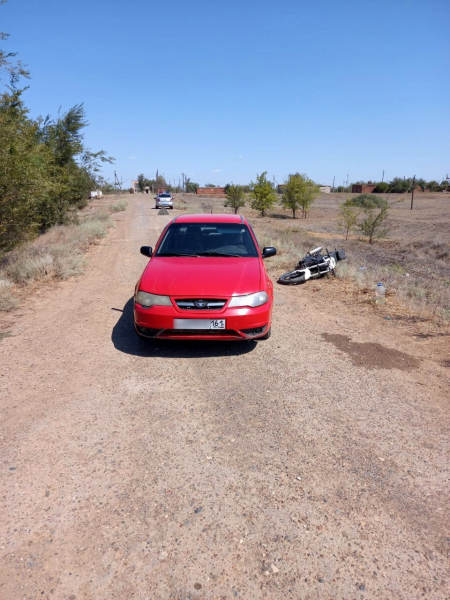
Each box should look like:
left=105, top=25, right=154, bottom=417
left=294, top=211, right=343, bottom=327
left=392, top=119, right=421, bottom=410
left=134, top=214, right=277, bottom=340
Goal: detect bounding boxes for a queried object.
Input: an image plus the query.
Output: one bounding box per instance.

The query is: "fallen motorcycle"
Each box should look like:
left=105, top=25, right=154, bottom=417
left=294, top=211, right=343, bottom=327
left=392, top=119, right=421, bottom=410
left=278, top=246, right=346, bottom=285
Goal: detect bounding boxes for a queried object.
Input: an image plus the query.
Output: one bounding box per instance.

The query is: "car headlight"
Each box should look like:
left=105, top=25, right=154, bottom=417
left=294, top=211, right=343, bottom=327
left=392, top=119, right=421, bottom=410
left=228, top=291, right=269, bottom=308
left=135, top=291, right=172, bottom=307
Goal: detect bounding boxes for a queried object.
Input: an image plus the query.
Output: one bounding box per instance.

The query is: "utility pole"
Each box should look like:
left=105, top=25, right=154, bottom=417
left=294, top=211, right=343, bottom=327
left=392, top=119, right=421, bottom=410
left=332, top=175, right=335, bottom=191
left=382, top=170, right=384, bottom=182
left=411, top=175, right=416, bottom=210
left=114, top=171, right=123, bottom=196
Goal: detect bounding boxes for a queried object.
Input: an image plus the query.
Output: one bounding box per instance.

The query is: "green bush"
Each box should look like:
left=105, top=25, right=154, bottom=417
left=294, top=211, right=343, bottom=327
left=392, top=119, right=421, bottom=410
left=351, top=194, right=388, bottom=209
left=373, top=182, right=389, bottom=193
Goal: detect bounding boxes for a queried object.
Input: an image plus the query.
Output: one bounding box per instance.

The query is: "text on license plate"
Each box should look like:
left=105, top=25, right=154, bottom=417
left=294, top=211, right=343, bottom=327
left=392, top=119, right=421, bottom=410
left=173, top=319, right=226, bottom=330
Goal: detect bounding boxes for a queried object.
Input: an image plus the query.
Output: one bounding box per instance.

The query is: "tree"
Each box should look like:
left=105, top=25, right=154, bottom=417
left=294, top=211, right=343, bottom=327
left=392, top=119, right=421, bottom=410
left=373, top=182, right=389, bottom=193
left=338, top=199, right=359, bottom=240
left=249, top=172, right=276, bottom=216
left=389, top=177, right=411, bottom=193
left=137, top=173, right=146, bottom=192
left=0, top=90, right=52, bottom=251
left=281, top=172, right=319, bottom=219
left=40, top=104, right=113, bottom=221
left=224, top=183, right=246, bottom=214
left=204, top=183, right=216, bottom=187
left=416, top=178, right=426, bottom=192
left=185, top=179, right=199, bottom=193
left=427, top=180, right=439, bottom=192
left=0, top=1, right=30, bottom=88
left=0, top=7, right=114, bottom=252
left=359, top=205, right=389, bottom=244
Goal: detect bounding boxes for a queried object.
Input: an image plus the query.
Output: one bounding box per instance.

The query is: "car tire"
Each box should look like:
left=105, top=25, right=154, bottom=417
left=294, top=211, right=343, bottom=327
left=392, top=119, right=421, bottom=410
left=259, top=326, right=271, bottom=340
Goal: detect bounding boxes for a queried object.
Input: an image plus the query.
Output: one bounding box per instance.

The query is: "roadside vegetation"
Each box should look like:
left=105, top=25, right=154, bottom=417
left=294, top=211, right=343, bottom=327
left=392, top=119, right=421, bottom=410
left=335, top=177, right=450, bottom=194
left=281, top=173, right=319, bottom=219
left=109, top=200, right=128, bottom=212
left=224, top=184, right=246, bottom=214
left=0, top=7, right=114, bottom=255
left=173, top=191, right=450, bottom=326
left=0, top=204, right=123, bottom=312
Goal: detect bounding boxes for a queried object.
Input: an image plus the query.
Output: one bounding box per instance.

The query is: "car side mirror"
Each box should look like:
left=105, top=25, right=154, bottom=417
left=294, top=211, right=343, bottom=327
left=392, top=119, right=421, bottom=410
left=140, top=246, right=153, bottom=257
left=262, top=246, right=277, bottom=259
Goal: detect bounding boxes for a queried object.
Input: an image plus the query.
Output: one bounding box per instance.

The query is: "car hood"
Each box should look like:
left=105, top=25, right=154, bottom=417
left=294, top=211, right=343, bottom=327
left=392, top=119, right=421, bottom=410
left=139, top=257, right=262, bottom=297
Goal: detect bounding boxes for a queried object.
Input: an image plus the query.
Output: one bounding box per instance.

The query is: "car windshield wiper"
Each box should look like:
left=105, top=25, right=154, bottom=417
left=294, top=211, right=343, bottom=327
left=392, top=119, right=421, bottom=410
left=198, top=251, right=242, bottom=257
left=157, top=252, right=200, bottom=257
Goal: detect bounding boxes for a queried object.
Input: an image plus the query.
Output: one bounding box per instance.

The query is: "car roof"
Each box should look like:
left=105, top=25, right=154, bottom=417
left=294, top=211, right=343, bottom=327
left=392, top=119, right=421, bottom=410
left=173, top=214, right=246, bottom=224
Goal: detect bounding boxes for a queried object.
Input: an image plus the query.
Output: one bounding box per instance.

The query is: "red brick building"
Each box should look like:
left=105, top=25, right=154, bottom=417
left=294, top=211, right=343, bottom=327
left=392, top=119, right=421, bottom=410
left=351, top=184, right=377, bottom=193
left=196, top=187, right=226, bottom=196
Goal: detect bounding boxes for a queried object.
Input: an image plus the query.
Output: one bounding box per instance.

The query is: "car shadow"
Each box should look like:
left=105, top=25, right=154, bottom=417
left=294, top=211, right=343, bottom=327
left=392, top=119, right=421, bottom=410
left=111, top=298, right=258, bottom=358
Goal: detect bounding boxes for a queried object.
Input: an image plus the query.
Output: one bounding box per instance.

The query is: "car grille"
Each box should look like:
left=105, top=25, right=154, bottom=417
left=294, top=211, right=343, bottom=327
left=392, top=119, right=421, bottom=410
left=175, top=298, right=227, bottom=310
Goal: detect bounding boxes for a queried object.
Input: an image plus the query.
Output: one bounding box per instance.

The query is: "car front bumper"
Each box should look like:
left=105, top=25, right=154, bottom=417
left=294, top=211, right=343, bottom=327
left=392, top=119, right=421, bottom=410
left=134, top=301, right=272, bottom=340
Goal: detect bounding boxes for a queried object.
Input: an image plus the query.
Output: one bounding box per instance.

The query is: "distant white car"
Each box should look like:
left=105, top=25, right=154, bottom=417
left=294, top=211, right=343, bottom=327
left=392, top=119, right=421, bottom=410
left=155, top=192, right=173, bottom=209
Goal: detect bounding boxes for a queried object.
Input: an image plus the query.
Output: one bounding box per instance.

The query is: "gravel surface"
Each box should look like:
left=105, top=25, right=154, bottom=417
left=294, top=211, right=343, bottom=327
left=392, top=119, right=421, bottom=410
left=0, top=195, right=449, bottom=599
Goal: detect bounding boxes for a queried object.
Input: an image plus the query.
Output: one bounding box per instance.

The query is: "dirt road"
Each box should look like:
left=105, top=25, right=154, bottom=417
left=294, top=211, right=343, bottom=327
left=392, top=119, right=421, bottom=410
left=1, top=196, right=449, bottom=599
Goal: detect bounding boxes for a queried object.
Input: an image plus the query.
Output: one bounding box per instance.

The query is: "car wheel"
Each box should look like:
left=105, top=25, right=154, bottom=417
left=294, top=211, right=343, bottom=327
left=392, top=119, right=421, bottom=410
left=259, top=326, right=271, bottom=340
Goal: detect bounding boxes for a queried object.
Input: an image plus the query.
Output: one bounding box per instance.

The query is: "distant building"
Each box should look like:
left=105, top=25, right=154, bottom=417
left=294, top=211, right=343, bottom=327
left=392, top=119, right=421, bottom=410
left=351, top=184, right=377, bottom=194
left=131, top=180, right=140, bottom=194
left=278, top=184, right=330, bottom=193
left=196, top=187, right=226, bottom=196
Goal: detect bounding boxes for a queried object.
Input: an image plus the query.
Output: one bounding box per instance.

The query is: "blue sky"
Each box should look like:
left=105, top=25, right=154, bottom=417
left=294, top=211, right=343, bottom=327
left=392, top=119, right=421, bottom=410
left=2, top=0, right=449, bottom=187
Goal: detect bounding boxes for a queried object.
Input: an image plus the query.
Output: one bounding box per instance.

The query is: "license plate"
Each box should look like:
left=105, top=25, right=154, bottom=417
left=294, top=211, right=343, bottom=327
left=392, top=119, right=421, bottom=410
left=210, top=319, right=225, bottom=329
left=173, top=319, right=226, bottom=330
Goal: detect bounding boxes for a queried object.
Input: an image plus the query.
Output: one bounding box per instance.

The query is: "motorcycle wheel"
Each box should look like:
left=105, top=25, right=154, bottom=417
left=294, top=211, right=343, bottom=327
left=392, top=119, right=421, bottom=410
left=278, top=270, right=306, bottom=285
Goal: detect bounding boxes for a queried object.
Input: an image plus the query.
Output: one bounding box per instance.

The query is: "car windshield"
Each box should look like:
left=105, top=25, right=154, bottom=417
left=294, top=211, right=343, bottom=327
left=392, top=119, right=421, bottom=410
left=156, top=223, right=259, bottom=257
left=159, top=193, right=171, bottom=198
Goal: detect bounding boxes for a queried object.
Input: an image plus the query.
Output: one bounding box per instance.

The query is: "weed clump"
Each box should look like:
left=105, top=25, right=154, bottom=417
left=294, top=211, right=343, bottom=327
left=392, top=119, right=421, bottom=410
left=0, top=279, right=19, bottom=312
left=351, top=194, right=387, bottom=209
left=109, top=200, right=128, bottom=212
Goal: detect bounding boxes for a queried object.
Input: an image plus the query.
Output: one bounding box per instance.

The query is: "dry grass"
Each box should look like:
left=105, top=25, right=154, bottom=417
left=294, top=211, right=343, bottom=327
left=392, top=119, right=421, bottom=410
left=109, top=200, right=128, bottom=212
left=171, top=191, right=450, bottom=324
left=0, top=208, right=114, bottom=311
left=0, top=279, right=19, bottom=312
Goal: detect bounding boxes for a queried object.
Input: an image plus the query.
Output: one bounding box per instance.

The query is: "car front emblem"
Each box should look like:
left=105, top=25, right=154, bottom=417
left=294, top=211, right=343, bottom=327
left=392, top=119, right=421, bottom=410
left=194, top=300, right=208, bottom=308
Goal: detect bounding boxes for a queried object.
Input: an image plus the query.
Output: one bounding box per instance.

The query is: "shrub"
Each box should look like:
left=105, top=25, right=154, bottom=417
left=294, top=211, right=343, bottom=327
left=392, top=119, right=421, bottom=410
left=4, top=254, right=53, bottom=284
left=49, top=246, right=86, bottom=279
left=373, top=182, right=389, bottom=193
left=359, top=205, right=389, bottom=244
left=224, top=184, right=246, bottom=214
left=351, top=194, right=387, bottom=209
left=0, top=279, right=19, bottom=312
left=338, top=199, right=359, bottom=239
left=249, top=172, right=277, bottom=216
left=109, top=200, right=128, bottom=212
